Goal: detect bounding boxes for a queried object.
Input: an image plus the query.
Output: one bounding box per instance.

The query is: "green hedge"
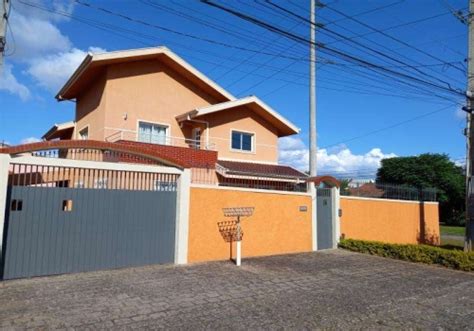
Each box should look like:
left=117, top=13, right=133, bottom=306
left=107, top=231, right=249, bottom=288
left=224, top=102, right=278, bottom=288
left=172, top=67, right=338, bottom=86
left=338, top=239, right=474, bottom=271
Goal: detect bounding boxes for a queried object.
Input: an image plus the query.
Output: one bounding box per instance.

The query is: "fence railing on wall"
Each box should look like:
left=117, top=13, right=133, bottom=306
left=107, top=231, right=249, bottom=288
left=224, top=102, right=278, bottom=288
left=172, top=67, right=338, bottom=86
left=105, top=129, right=217, bottom=151
left=341, top=182, right=437, bottom=202
left=8, top=163, right=179, bottom=191
left=191, top=168, right=308, bottom=193
left=29, top=148, right=166, bottom=166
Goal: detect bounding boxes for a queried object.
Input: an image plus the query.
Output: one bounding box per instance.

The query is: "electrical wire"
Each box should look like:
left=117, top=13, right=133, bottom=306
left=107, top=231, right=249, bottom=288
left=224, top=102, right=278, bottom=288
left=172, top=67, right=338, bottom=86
left=322, top=2, right=467, bottom=73
left=17, top=0, right=454, bottom=103
left=201, top=0, right=464, bottom=101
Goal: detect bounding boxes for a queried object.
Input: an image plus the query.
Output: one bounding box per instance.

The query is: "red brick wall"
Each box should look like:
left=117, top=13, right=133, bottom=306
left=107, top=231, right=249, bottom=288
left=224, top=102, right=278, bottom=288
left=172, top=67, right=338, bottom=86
left=117, top=140, right=217, bottom=169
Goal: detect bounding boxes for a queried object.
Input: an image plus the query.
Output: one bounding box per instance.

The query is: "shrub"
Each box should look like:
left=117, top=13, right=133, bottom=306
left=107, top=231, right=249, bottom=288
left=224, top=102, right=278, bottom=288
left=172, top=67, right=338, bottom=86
left=338, top=239, right=474, bottom=271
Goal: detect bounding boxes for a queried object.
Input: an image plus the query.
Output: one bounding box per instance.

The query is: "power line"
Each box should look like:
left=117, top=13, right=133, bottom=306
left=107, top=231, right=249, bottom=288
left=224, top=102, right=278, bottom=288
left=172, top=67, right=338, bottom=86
left=322, top=2, right=467, bottom=73
left=18, top=0, right=464, bottom=106
left=71, top=0, right=317, bottom=63
left=139, top=0, right=307, bottom=59
left=201, top=0, right=465, bottom=100
left=321, top=104, right=457, bottom=149
left=287, top=0, right=406, bottom=26
left=263, top=0, right=464, bottom=89
left=68, top=0, right=464, bottom=103
left=147, top=0, right=465, bottom=95
left=17, top=0, right=460, bottom=104
left=381, top=4, right=466, bottom=58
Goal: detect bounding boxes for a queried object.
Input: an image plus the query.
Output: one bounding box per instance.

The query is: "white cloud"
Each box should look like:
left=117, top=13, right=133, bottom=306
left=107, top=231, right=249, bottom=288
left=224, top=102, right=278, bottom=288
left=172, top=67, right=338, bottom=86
left=26, top=47, right=105, bottom=92
left=20, top=137, right=42, bottom=144
left=278, top=136, right=309, bottom=170
left=1, top=1, right=104, bottom=97
left=9, top=14, right=72, bottom=62
left=455, top=106, right=467, bottom=120
left=279, top=136, right=397, bottom=178
left=0, top=64, right=30, bottom=101
left=13, top=0, right=75, bottom=23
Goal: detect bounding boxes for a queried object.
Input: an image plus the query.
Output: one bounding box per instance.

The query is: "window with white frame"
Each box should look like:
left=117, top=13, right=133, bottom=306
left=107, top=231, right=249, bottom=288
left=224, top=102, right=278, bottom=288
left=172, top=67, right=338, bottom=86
left=192, top=127, right=201, bottom=149
left=138, top=121, right=168, bottom=145
left=231, top=130, right=253, bottom=152
left=79, top=127, right=89, bottom=140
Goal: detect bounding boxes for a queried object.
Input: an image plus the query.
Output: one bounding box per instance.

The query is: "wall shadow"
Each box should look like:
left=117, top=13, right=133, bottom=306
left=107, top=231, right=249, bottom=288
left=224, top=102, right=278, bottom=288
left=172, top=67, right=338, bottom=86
left=419, top=194, right=426, bottom=244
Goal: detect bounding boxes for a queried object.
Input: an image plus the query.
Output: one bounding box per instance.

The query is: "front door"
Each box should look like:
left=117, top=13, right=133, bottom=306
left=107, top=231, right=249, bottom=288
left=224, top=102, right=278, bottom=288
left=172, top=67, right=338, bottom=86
left=317, top=188, right=335, bottom=250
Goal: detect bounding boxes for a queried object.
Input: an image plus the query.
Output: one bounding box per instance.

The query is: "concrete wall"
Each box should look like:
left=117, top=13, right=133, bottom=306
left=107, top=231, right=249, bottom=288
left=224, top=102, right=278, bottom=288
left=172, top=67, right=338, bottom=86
left=340, top=196, right=440, bottom=245
left=188, top=186, right=313, bottom=263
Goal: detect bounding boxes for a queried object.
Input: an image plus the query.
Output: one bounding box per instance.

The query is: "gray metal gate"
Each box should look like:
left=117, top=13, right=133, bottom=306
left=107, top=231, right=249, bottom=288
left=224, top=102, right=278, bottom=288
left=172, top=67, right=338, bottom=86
left=1, top=163, right=178, bottom=280
left=317, top=188, right=335, bottom=250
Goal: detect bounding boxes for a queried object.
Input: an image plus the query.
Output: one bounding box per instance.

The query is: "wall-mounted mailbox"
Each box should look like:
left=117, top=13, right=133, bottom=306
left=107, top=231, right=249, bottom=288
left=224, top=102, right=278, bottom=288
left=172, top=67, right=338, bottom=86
left=299, top=206, right=308, bottom=212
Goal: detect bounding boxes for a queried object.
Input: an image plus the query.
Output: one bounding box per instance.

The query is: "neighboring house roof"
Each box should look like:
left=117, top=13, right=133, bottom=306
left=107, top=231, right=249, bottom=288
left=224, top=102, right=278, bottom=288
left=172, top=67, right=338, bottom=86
left=42, top=121, right=75, bottom=140
left=216, top=160, right=307, bottom=180
left=348, top=183, right=384, bottom=197
left=177, top=96, right=300, bottom=136
left=56, top=46, right=236, bottom=101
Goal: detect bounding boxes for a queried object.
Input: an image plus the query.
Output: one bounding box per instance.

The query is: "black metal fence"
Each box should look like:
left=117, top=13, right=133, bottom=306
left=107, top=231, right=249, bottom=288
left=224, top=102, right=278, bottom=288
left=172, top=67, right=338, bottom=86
left=341, top=182, right=437, bottom=202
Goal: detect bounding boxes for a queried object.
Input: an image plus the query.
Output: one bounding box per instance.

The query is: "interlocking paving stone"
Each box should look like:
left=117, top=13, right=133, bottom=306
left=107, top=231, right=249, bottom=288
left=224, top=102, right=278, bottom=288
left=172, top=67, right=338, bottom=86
left=0, top=250, right=473, bottom=329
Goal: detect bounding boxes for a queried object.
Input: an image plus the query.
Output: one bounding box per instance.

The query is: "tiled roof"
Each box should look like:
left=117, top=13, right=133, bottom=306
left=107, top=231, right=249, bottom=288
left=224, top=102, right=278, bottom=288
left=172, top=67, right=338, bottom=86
left=217, top=160, right=307, bottom=179
left=348, top=183, right=384, bottom=197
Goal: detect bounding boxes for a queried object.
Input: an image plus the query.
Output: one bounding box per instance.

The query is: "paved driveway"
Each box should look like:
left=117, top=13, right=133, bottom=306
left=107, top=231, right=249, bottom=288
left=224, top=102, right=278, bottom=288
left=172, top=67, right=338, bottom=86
left=0, top=250, right=473, bottom=329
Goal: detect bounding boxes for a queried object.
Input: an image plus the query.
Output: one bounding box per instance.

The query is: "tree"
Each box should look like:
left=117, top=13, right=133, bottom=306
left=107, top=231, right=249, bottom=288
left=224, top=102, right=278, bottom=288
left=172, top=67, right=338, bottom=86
left=339, top=178, right=352, bottom=196
left=376, top=154, right=465, bottom=225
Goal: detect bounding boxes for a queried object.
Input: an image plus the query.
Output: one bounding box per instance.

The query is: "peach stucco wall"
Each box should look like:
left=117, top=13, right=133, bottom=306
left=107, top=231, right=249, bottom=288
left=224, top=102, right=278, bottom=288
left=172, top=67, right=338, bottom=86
left=103, top=60, right=219, bottom=142
left=73, top=59, right=282, bottom=163
left=188, top=187, right=313, bottom=263
left=340, top=196, right=440, bottom=245
left=75, top=72, right=107, bottom=141
left=201, top=105, right=279, bottom=163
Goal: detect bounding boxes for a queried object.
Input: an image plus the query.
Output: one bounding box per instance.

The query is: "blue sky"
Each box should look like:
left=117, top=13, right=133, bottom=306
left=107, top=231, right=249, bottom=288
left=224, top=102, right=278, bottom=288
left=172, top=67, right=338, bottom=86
left=0, top=0, right=468, bottom=177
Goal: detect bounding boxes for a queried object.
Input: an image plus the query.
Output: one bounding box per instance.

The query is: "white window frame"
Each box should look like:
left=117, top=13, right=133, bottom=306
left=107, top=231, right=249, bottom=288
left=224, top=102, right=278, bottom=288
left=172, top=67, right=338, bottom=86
left=230, top=129, right=255, bottom=154
left=78, top=125, right=89, bottom=140
left=136, top=120, right=170, bottom=145
left=192, top=127, right=202, bottom=149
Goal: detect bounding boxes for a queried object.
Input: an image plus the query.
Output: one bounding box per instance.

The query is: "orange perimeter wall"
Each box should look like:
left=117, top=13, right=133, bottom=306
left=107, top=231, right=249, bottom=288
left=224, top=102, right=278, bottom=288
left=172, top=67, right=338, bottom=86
left=188, top=186, right=313, bottom=263
left=340, top=196, right=440, bottom=245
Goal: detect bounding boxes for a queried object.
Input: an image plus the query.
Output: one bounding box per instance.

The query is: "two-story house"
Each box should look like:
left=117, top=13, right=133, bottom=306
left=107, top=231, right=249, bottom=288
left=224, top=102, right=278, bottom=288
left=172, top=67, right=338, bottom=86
left=42, top=47, right=307, bottom=190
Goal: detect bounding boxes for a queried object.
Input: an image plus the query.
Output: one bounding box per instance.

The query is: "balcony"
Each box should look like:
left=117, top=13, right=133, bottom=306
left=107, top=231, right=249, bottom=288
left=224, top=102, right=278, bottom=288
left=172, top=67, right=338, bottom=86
left=103, top=128, right=218, bottom=168
left=105, top=129, right=216, bottom=150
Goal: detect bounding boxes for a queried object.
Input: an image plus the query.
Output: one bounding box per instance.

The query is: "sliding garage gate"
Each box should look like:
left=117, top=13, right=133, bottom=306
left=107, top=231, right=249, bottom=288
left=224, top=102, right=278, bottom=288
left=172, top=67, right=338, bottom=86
left=1, top=163, right=178, bottom=280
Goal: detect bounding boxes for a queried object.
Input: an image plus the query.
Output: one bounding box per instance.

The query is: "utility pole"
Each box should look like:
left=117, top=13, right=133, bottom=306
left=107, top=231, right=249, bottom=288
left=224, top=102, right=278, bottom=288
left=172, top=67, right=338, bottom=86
left=465, top=0, right=474, bottom=252
left=0, top=0, right=10, bottom=69
left=309, top=0, right=317, bottom=177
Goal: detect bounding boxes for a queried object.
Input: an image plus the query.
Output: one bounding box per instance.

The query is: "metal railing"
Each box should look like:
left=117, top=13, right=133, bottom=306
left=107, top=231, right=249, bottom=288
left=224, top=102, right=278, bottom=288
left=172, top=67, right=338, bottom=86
left=105, top=129, right=216, bottom=150
left=8, top=163, right=179, bottom=191
left=29, top=148, right=166, bottom=166
left=341, top=182, right=438, bottom=202
left=191, top=168, right=308, bottom=193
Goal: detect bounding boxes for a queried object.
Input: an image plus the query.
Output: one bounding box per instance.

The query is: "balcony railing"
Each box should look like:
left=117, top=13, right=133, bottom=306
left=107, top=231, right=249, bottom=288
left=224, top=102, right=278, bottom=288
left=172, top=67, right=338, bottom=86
left=105, top=129, right=216, bottom=150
